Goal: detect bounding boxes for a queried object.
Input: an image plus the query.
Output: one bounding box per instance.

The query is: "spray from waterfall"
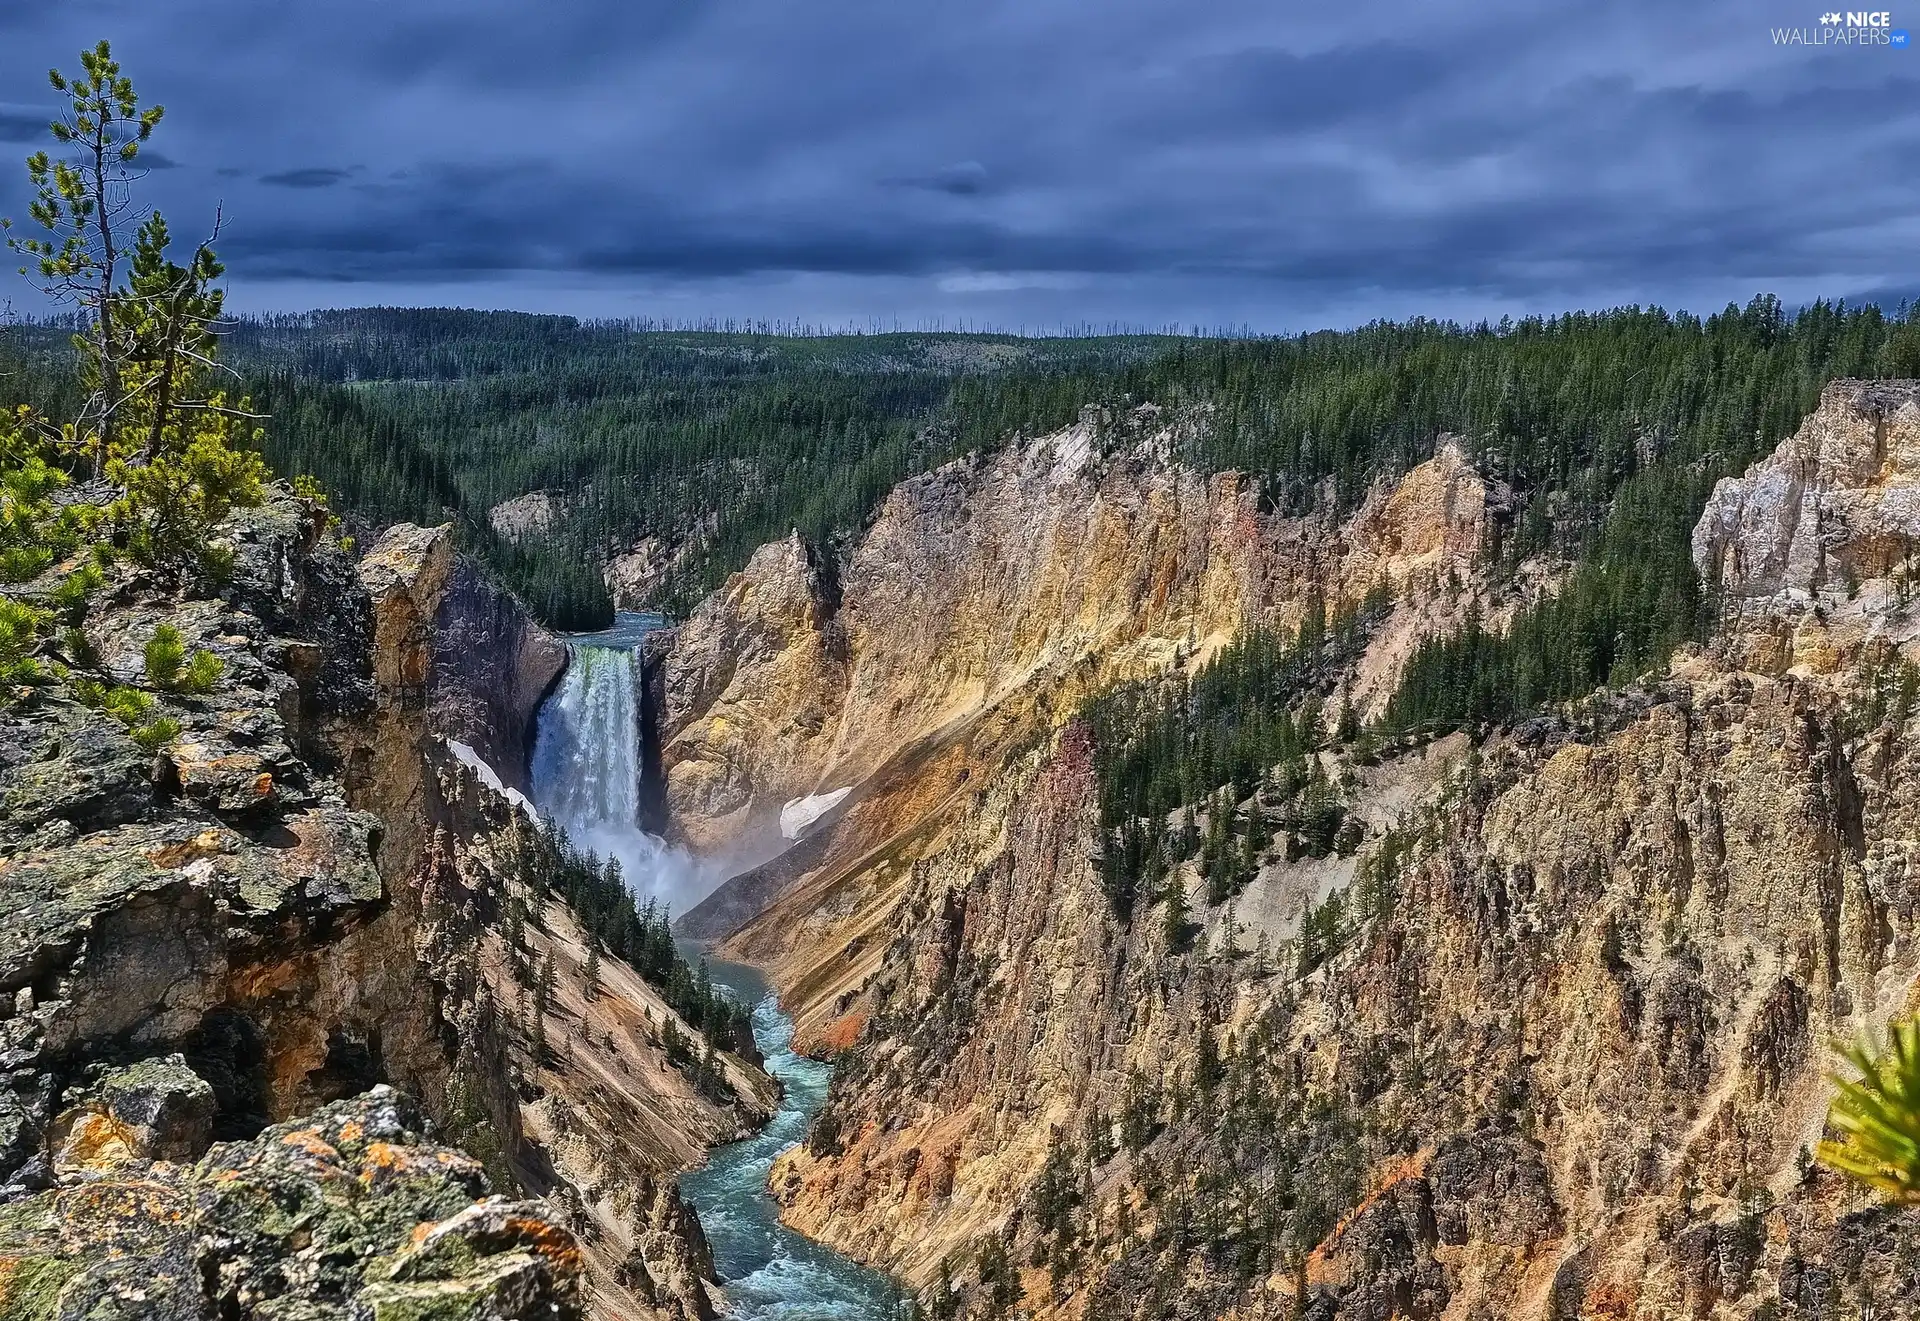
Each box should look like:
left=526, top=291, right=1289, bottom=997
left=530, top=630, right=706, bottom=913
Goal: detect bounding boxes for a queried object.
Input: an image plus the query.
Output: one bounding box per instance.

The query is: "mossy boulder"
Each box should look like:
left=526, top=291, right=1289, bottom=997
left=52, top=1055, right=216, bottom=1168
left=0, top=1087, right=583, bottom=1320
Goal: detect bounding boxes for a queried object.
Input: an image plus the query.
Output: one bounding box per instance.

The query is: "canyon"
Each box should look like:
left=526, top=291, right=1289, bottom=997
left=659, top=380, right=1920, bottom=1319
left=7, top=377, right=1920, bottom=1321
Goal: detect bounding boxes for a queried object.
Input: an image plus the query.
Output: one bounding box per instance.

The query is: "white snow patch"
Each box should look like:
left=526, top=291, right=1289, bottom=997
left=780, top=786, right=852, bottom=840
left=447, top=739, right=539, bottom=822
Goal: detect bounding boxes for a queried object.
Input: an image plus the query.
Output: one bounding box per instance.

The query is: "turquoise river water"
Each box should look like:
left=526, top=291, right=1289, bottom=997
left=677, top=955, right=908, bottom=1321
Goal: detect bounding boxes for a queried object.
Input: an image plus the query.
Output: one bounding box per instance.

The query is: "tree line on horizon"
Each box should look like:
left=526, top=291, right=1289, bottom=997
left=14, top=293, right=1914, bottom=631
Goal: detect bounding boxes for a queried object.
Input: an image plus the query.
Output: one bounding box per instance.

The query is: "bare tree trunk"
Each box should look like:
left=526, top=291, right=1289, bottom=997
left=87, top=109, right=119, bottom=479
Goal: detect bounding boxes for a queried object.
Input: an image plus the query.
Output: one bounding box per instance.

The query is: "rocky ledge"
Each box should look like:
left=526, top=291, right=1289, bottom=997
left=0, top=488, right=745, bottom=1320
left=0, top=1079, right=583, bottom=1319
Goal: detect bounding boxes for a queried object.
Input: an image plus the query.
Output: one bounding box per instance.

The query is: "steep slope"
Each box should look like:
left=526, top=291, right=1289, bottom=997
left=672, top=411, right=1533, bottom=1039
left=665, top=409, right=1517, bottom=857
left=668, top=382, right=1920, bottom=1319
left=0, top=493, right=768, bottom=1321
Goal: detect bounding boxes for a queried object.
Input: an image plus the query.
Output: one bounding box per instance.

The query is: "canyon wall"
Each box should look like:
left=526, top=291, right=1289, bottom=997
left=0, top=494, right=761, bottom=1320
left=1695, top=377, right=1920, bottom=675
left=671, top=382, right=1920, bottom=1320
left=429, top=555, right=568, bottom=792
left=672, top=409, right=1530, bottom=945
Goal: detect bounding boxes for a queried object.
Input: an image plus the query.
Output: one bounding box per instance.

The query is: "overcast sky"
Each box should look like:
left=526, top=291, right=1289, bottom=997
left=1, top=0, right=1914, bottom=331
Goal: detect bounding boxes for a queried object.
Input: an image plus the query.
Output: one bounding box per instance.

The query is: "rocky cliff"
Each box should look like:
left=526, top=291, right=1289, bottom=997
left=0, top=492, right=765, bottom=1321
left=429, top=556, right=568, bottom=792
left=1694, top=377, right=1920, bottom=674
left=671, top=410, right=1531, bottom=923
left=666, top=384, right=1920, bottom=1320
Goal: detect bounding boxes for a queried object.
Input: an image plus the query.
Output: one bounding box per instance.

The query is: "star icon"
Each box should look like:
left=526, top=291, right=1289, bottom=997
left=1820, top=11, right=1843, bottom=22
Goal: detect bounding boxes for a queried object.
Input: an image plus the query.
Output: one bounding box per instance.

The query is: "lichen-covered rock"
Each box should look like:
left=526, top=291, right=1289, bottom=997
left=52, top=1054, right=218, bottom=1168
left=0, top=700, right=154, bottom=837
left=219, top=490, right=376, bottom=728
left=0, top=1087, right=585, bottom=1320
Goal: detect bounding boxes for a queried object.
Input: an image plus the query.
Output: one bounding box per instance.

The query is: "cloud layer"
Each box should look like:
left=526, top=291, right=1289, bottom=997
left=0, top=0, right=1914, bottom=328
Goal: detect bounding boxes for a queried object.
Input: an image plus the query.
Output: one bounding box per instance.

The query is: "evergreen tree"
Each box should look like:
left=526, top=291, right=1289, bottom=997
left=1163, top=873, right=1189, bottom=952
left=536, top=950, right=556, bottom=1017
left=5, top=41, right=165, bottom=471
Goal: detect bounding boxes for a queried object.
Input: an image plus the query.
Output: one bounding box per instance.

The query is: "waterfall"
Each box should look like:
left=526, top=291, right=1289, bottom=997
left=530, top=632, right=699, bottom=909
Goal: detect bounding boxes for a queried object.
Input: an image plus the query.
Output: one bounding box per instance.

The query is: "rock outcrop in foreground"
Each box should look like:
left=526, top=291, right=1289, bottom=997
left=0, top=491, right=763, bottom=1320
left=667, top=385, right=1920, bottom=1320
left=0, top=1085, right=582, bottom=1319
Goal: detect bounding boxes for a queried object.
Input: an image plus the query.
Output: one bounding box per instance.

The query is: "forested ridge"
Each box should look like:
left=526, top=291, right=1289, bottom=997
left=7, top=296, right=1914, bottom=646
left=4, top=312, right=1184, bottom=623
left=1075, top=296, right=1918, bottom=921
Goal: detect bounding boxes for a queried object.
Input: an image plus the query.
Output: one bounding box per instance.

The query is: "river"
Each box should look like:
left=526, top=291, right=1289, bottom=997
left=679, top=953, right=908, bottom=1321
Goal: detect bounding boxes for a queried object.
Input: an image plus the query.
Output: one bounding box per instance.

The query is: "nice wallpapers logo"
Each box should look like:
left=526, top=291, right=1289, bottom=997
left=1774, top=10, right=1911, bottom=43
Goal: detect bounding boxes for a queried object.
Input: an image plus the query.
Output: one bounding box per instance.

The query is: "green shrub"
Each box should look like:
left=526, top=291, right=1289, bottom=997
left=0, top=597, right=49, bottom=697
left=73, top=677, right=177, bottom=749
left=98, top=684, right=152, bottom=725
left=128, top=715, right=180, bottom=752
left=58, top=626, right=96, bottom=667
left=1819, top=1017, right=1920, bottom=1203
left=1, top=406, right=98, bottom=588
left=178, top=648, right=224, bottom=695
left=143, top=623, right=186, bottom=687
left=47, top=563, right=103, bottom=619
left=109, top=410, right=268, bottom=573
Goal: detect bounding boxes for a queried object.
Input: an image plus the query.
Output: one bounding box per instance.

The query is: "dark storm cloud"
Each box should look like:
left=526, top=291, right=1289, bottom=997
left=1143, top=41, right=1455, bottom=136
left=0, top=0, right=1915, bottom=326
left=888, top=162, right=992, bottom=196
left=259, top=167, right=356, bottom=189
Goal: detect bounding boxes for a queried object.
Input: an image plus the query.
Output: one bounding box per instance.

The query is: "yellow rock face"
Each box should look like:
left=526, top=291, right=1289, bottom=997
left=660, top=389, right=1920, bottom=1319
left=663, top=416, right=1515, bottom=854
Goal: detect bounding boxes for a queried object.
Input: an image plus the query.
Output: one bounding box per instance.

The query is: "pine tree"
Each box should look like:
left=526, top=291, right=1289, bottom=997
left=1238, top=811, right=1262, bottom=886
left=536, top=950, right=556, bottom=1017
left=504, top=902, right=526, bottom=975
left=4, top=41, right=164, bottom=471
left=583, top=942, right=600, bottom=1001
left=5, top=44, right=266, bottom=569
left=1163, top=873, right=1189, bottom=952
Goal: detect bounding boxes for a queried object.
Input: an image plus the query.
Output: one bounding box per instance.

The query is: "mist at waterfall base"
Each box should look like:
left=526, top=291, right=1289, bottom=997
left=529, top=614, right=709, bottom=913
